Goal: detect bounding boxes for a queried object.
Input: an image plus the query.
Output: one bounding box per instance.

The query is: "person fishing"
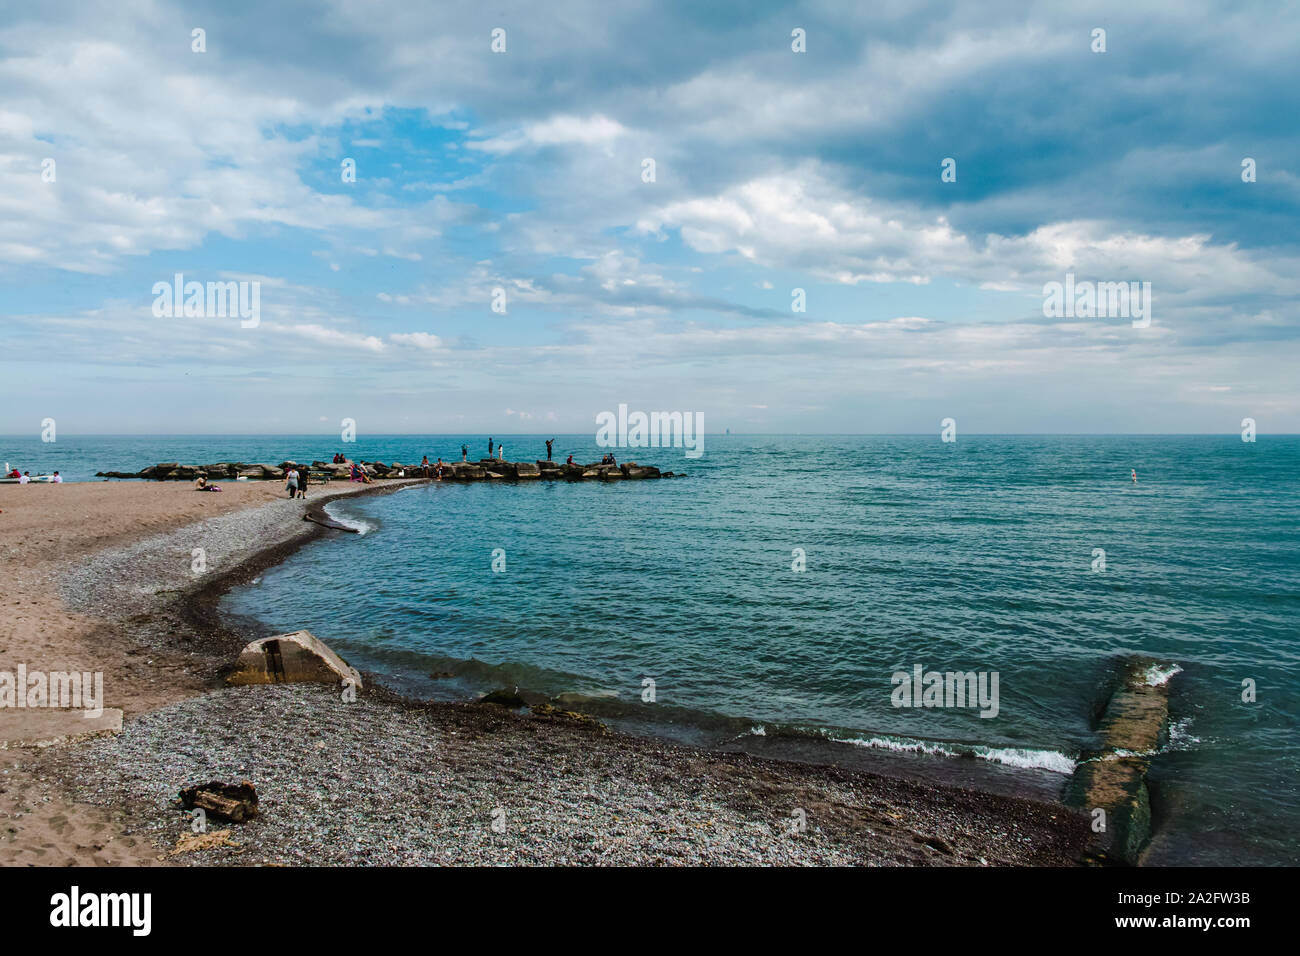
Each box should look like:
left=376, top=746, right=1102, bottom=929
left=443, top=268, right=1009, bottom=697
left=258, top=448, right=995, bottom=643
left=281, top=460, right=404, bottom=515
left=545, top=438, right=554, bottom=460
left=461, top=444, right=468, bottom=462
left=488, top=438, right=494, bottom=457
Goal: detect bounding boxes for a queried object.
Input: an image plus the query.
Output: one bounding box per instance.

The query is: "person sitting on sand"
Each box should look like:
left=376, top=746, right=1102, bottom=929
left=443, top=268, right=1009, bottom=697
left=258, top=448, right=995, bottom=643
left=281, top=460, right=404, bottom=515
left=349, top=460, right=371, bottom=484
left=195, top=475, right=207, bottom=490
left=6, top=467, right=18, bottom=479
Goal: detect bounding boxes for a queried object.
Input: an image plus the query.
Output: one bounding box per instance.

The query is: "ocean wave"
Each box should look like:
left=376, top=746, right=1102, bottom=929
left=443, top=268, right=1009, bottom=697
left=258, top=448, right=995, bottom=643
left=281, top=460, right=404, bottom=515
left=323, top=502, right=375, bottom=536
left=1143, top=662, right=1183, bottom=686
left=971, top=746, right=1077, bottom=774
left=831, top=734, right=1076, bottom=773
left=831, top=735, right=960, bottom=759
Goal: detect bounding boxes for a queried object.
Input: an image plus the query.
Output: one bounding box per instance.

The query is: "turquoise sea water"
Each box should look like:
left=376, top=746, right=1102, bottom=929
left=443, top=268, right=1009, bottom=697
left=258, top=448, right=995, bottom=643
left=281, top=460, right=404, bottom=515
left=5, top=434, right=1297, bottom=864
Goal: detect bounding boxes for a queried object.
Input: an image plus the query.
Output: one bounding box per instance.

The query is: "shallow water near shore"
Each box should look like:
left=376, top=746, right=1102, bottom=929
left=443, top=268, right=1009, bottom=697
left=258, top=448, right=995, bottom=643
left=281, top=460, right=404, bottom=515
left=215, top=434, right=1300, bottom=865
left=9, top=433, right=1296, bottom=864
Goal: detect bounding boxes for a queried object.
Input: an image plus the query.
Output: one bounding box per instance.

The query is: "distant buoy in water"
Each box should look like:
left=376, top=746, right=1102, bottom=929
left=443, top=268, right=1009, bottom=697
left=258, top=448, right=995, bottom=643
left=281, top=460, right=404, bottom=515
left=1131, top=469, right=1138, bottom=483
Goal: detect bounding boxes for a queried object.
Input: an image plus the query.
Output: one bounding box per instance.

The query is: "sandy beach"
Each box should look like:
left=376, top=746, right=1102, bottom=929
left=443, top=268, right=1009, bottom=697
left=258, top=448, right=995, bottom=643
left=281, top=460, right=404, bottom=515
left=1, top=479, right=1095, bottom=866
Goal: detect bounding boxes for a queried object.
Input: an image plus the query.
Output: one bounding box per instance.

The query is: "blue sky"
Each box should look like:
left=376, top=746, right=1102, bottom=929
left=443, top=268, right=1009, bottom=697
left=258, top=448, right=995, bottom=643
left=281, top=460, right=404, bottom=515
left=1, top=0, right=1297, bottom=434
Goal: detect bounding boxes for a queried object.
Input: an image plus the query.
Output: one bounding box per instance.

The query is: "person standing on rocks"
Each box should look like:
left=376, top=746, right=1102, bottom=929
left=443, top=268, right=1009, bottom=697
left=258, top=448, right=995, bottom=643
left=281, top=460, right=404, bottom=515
left=546, top=438, right=554, bottom=460
left=461, top=444, right=468, bottom=462
left=488, top=438, right=493, bottom=457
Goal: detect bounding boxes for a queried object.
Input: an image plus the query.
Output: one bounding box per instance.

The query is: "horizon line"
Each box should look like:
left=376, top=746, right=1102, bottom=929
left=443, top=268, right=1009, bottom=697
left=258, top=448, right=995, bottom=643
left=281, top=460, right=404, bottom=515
left=2, top=432, right=1295, bottom=439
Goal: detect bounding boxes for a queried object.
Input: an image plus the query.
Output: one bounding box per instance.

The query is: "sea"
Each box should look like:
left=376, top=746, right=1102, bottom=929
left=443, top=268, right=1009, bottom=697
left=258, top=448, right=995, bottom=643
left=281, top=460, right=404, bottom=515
left=3, top=432, right=1296, bottom=865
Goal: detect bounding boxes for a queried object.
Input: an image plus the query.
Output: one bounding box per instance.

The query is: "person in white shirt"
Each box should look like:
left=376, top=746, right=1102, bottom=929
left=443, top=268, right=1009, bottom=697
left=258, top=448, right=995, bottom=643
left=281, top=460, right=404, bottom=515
left=18, top=472, right=30, bottom=484
left=51, top=471, right=63, bottom=483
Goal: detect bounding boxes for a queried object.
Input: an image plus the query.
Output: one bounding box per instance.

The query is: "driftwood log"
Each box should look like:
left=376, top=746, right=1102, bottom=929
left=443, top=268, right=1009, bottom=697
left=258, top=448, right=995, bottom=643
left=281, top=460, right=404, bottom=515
left=179, top=781, right=259, bottom=823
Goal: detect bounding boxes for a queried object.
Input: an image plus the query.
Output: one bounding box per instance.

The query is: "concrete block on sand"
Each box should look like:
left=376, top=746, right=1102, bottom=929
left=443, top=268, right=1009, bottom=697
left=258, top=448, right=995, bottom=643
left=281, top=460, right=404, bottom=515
left=226, top=630, right=362, bottom=689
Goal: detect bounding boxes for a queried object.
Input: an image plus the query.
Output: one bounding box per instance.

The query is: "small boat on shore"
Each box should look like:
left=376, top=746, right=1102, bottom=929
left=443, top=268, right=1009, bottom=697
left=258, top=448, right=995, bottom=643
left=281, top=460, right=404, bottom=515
left=0, top=463, right=57, bottom=484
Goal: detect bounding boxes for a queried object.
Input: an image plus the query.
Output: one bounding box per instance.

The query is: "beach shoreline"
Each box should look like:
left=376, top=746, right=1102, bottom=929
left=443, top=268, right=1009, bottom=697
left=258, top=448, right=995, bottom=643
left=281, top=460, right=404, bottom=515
left=1, top=480, right=1096, bottom=866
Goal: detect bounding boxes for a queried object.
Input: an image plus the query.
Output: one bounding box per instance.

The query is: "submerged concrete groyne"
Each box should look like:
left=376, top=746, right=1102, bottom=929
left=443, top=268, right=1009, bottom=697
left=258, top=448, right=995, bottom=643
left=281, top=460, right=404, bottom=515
left=1067, top=656, right=1176, bottom=865
left=96, top=458, right=685, bottom=482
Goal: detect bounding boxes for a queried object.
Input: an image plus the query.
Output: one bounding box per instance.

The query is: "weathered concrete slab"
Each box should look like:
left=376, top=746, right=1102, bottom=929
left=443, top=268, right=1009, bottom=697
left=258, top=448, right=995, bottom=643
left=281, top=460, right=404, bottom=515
left=1068, top=657, right=1175, bottom=864
left=227, top=630, right=362, bottom=689
left=0, top=708, right=124, bottom=749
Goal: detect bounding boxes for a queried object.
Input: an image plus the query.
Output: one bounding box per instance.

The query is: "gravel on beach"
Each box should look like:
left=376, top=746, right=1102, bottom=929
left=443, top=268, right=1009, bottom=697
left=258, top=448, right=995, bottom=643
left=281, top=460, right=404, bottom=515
left=46, top=682, right=1093, bottom=866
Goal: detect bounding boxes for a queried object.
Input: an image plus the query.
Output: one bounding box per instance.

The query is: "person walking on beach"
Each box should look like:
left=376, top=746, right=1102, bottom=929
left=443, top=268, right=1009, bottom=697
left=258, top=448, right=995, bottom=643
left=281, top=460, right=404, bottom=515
left=298, top=466, right=309, bottom=499
left=545, top=438, right=554, bottom=460
left=285, top=466, right=299, bottom=498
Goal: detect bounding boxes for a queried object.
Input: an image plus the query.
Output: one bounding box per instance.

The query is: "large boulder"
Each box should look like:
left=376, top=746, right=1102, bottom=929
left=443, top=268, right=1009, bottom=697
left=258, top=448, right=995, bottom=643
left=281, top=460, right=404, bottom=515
left=226, top=630, right=362, bottom=689
left=513, top=462, right=541, bottom=479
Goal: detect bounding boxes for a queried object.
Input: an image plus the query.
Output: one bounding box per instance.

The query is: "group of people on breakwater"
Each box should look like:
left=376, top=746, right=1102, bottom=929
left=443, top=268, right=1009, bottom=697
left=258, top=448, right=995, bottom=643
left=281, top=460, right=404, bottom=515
left=94, top=444, right=682, bottom=484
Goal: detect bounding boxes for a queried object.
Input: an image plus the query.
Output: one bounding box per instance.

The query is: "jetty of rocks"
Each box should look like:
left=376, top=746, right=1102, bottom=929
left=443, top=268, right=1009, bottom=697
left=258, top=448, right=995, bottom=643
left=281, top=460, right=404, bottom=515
left=96, top=458, right=683, bottom=482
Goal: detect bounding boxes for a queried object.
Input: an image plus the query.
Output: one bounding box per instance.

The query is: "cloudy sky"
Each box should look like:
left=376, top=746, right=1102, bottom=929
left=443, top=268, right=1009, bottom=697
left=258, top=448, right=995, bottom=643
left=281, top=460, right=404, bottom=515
left=1, top=0, right=1296, bottom=435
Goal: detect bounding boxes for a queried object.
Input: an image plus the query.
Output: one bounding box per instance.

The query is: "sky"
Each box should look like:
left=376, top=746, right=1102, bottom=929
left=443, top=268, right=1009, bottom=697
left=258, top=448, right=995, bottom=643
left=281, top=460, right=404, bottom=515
left=0, top=0, right=1297, bottom=435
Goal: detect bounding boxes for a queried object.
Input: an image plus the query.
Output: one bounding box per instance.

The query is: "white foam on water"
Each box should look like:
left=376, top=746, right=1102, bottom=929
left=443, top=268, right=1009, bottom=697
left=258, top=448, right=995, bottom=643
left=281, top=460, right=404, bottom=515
left=324, top=502, right=375, bottom=536
left=1165, top=716, right=1201, bottom=751
left=831, top=735, right=1076, bottom=774
left=972, top=746, right=1077, bottom=774
left=1143, top=662, right=1183, bottom=686
left=749, top=725, right=766, bottom=736
left=831, top=735, right=959, bottom=759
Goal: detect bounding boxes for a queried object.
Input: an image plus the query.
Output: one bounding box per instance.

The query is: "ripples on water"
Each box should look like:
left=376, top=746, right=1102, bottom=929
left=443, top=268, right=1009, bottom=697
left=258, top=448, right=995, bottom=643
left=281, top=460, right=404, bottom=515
left=30, top=433, right=1292, bottom=864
